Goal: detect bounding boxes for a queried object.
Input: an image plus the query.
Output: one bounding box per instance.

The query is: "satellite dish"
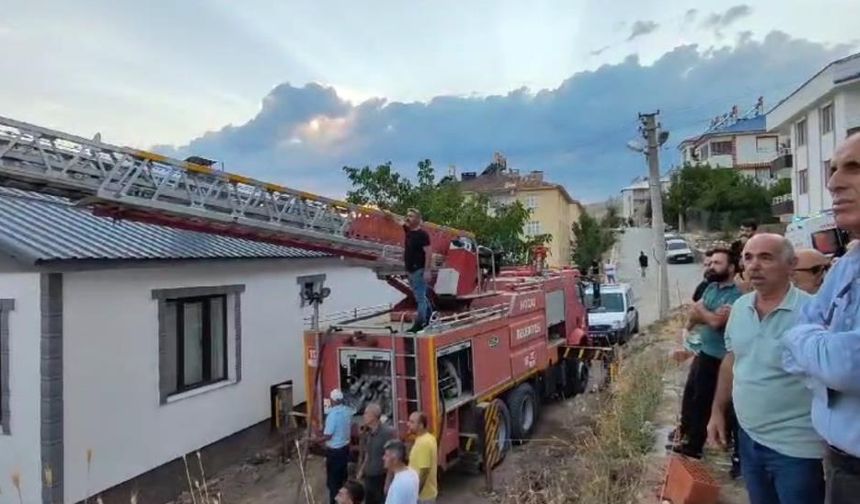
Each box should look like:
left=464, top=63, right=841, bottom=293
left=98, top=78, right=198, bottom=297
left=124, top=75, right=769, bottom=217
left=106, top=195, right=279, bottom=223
left=626, top=140, right=645, bottom=153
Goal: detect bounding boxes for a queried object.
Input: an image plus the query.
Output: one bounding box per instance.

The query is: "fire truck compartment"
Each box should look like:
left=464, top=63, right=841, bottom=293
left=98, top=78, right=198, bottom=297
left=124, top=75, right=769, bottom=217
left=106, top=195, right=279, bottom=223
left=437, top=340, right=475, bottom=410
left=338, top=348, right=393, bottom=419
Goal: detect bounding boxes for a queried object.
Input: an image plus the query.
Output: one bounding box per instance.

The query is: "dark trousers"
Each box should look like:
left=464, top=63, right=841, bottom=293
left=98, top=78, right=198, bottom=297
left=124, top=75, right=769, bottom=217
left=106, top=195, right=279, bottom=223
left=363, top=473, right=387, bottom=504
left=738, top=428, right=824, bottom=504
left=326, top=446, right=350, bottom=504
left=825, top=445, right=860, bottom=504
left=679, top=352, right=722, bottom=455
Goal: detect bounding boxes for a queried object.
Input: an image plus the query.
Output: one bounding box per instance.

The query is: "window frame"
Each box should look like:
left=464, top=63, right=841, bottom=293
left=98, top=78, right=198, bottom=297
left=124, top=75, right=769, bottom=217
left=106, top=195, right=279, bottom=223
left=525, top=195, right=538, bottom=210
left=152, top=284, right=244, bottom=404
left=798, top=169, right=809, bottom=195
left=710, top=140, right=733, bottom=156
left=796, top=119, right=808, bottom=146
left=172, top=294, right=228, bottom=394
left=821, top=104, right=834, bottom=135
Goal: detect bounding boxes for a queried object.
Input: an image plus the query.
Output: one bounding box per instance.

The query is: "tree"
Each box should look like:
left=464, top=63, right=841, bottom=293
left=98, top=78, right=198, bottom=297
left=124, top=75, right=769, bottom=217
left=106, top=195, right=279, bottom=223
left=600, top=204, right=623, bottom=229
left=571, top=210, right=615, bottom=270
left=663, top=163, right=772, bottom=231
left=768, top=177, right=791, bottom=199
left=343, top=160, right=549, bottom=265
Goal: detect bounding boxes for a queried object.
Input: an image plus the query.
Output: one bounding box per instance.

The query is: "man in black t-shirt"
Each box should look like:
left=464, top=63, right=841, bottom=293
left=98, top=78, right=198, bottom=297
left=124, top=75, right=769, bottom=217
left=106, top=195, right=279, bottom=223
left=403, top=208, right=433, bottom=332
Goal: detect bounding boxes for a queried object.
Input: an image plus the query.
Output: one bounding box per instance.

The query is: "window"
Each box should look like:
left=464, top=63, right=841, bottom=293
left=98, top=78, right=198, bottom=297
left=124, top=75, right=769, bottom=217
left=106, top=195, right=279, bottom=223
left=756, top=136, right=777, bottom=153
left=798, top=169, right=809, bottom=195
left=710, top=140, right=733, bottom=156
left=585, top=292, right=624, bottom=313
left=525, top=220, right=541, bottom=236
left=153, top=285, right=244, bottom=402
left=0, top=299, right=13, bottom=435
left=821, top=104, right=834, bottom=135
left=699, top=144, right=709, bottom=159
left=796, top=119, right=808, bottom=146
left=525, top=196, right=538, bottom=210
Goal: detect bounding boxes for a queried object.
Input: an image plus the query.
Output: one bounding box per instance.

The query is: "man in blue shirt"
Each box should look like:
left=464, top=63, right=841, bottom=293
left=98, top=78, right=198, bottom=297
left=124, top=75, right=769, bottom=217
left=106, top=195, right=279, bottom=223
left=672, top=248, right=742, bottom=459
left=709, top=234, right=824, bottom=504
left=782, top=133, right=860, bottom=504
left=317, top=389, right=355, bottom=504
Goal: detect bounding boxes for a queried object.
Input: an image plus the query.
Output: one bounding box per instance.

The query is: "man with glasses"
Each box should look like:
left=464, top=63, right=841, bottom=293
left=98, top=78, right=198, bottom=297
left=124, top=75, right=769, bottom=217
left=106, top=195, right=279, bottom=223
left=792, top=249, right=830, bottom=295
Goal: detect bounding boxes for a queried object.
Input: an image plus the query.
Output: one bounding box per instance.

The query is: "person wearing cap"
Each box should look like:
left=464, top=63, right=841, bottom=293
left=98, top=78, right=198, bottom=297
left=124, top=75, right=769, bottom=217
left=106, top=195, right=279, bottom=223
left=318, top=389, right=355, bottom=504
left=792, top=249, right=830, bottom=295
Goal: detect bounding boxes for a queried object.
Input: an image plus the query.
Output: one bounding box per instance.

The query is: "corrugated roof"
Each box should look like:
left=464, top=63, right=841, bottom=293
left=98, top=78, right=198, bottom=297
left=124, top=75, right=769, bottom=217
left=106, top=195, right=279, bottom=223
left=0, top=187, right=328, bottom=264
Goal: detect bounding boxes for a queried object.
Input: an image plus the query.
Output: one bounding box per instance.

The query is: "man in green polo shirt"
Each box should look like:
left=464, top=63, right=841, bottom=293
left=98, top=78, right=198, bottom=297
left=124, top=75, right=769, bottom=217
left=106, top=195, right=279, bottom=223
left=707, top=234, right=824, bottom=504
left=672, top=248, right=742, bottom=459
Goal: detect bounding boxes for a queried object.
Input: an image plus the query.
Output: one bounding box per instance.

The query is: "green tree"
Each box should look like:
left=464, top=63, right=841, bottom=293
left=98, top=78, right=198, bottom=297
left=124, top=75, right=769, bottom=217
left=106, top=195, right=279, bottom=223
left=768, top=177, right=791, bottom=199
left=343, top=160, right=549, bottom=265
left=600, top=204, right=623, bottom=229
left=572, top=210, right=615, bottom=270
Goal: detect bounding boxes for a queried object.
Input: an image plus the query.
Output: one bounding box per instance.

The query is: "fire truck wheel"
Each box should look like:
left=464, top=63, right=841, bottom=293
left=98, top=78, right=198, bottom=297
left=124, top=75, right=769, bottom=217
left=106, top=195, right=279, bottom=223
left=576, top=361, right=590, bottom=395
left=561, top=358, right=579, bottom=397
left=507, top=383, right=538, bottom=443
left=482, top=399, right=512, bottom=468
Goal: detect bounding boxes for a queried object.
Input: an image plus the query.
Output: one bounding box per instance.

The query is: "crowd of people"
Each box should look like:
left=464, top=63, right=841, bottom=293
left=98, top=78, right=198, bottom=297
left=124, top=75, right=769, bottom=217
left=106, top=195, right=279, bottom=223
left=669, top=132, right=860, bottom=504
left=314, top=389, right=439, bottom=504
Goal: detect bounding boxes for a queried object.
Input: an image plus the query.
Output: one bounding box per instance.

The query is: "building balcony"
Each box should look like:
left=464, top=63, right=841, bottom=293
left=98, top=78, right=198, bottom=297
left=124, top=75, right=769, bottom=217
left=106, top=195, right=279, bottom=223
left=770, top=148, right=793, bottom=176
left=772, top=194, right=793, bottom=217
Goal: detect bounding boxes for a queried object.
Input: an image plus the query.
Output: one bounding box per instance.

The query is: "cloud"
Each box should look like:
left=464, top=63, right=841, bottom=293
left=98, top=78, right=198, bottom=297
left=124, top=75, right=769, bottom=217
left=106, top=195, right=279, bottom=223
left=703, top=5, right=752, bottom=30
left=590, top=45, right=611, bottom=56
left=684, top=9, right=698, bottom=23
left=158, top=32, right=854, bottom=202
left=627, top=20, right=659, bottom=41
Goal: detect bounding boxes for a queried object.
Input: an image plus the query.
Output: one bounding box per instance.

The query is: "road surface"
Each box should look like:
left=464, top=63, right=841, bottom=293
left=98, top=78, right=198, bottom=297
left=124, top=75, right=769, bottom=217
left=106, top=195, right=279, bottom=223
left=615, top=227, right=703, bottom=327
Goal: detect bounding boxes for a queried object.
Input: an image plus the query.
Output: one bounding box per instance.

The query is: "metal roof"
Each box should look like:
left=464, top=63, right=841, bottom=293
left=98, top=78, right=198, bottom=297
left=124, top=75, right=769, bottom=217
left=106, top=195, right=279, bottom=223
left=0, top=187, right=328, bottom=264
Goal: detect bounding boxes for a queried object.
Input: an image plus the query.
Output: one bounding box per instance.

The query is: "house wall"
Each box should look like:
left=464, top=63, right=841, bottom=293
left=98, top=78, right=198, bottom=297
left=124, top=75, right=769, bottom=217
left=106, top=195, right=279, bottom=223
left=843, top=86, right=860, bottom=131
left=518, top=188, right=573, bottom=266
left=0, top=270, right=43, bottom=504
left=61, top=258, right=400, bottom=503
left=736, top=134, right=779, bottom=165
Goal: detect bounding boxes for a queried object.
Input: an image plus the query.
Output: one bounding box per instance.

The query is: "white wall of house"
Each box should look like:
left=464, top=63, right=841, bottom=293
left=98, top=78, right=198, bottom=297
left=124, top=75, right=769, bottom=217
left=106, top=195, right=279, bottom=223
left=0, top=270, right=43, bottom=504
left=61, top=258, right=401, bottom=503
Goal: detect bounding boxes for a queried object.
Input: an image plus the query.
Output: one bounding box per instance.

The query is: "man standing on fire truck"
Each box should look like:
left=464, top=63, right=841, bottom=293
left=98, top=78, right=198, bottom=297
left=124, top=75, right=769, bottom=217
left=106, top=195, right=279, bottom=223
left=403, top=208, right=434, bottom=333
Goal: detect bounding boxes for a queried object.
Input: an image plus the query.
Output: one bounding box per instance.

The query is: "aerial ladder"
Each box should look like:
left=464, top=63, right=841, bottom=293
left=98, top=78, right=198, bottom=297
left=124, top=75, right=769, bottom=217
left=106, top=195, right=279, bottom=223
left=0, top=115, right=485, bottom=298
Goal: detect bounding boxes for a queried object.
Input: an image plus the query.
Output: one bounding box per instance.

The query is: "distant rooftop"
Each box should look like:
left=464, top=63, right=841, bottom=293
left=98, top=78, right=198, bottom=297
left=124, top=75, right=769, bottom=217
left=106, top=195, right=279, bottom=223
left=0, top=187, right=328, bottom=265
left=679, top=99, right=767, bottom=148
left=458, top=157, right=580, bottom=206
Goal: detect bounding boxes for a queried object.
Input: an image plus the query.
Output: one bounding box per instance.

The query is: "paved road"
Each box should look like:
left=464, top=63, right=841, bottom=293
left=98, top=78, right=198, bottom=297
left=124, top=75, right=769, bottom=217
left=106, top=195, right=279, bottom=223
left=615, top=227, right=704, bottom=327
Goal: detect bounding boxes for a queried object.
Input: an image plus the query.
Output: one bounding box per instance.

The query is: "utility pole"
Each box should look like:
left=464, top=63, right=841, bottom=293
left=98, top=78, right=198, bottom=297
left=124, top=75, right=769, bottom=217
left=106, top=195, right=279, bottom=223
left=639, top=112, right=670, bottom=319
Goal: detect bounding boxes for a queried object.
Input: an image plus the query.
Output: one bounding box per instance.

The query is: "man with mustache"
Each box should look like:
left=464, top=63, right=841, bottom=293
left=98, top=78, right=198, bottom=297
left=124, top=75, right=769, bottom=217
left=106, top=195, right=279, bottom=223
left=670, top=248, right=741, bottom=459
left=782, top=133, right=860, bottom=503
left=708, top=234, right=824, bottom=504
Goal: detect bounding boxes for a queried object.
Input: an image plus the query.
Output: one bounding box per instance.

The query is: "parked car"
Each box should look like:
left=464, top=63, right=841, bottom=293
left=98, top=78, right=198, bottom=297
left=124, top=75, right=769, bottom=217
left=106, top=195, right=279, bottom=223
left=666, top=238, right=695, bottom=263
left=584, top=283, right=639, bottom=345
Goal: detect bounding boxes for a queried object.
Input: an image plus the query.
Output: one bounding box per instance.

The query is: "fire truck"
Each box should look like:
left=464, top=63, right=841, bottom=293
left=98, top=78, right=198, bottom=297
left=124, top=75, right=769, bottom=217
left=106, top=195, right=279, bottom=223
left=0, top=115, right=614, bottom=473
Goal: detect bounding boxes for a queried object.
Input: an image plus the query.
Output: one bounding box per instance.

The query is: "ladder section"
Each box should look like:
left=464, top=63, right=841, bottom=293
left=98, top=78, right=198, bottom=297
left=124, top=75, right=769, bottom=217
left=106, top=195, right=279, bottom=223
left=390, top=332, right=422, bottom=429
left=0, top=116, right=464, bottom=263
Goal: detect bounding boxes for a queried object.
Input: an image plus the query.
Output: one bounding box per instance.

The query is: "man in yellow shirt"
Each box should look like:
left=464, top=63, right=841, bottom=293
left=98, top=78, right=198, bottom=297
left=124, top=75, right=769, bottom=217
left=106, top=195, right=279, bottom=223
left=407, top=412, right=438, bottom=503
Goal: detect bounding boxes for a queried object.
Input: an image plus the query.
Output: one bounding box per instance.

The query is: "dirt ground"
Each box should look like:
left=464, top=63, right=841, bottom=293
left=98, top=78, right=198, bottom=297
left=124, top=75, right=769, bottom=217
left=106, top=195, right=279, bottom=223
left=168, top=317, right=749, bottom=504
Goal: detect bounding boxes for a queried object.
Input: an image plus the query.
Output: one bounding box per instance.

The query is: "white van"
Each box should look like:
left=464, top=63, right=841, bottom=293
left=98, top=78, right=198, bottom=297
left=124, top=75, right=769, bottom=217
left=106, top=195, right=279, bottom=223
left=584, top=283, right=639, bottom=345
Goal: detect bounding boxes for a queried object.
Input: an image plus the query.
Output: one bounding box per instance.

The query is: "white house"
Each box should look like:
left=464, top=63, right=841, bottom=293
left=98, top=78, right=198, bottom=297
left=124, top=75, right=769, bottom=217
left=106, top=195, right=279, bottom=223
left=678, top=101, right=783, bottom=187
left=767, top=52, right=860, bottom=218
left=0, top=188, right=401, bottom=504
left=620, top=176, right=670, bottom=226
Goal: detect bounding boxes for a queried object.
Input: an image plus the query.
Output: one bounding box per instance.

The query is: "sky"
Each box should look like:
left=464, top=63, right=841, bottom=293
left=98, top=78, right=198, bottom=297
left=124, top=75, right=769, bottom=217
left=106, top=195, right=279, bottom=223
left=1, top=0, right=858, bottom=202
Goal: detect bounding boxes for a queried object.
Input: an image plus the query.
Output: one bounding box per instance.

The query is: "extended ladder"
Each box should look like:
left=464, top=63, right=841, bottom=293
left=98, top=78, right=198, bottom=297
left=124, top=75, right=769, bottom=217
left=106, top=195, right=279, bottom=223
left=0, top=115, right=467, bottom=265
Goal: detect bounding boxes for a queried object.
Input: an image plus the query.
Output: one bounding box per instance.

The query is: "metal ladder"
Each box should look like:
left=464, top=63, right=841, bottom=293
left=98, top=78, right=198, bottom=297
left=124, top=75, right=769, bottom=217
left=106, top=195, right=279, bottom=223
left=0, top=115, right=420, bottom=264
left=389, top=330, right=421, bottom=429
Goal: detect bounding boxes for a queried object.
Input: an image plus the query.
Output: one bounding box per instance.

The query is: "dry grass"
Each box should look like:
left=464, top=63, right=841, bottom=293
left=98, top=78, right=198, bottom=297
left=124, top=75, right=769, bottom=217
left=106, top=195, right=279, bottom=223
left=498, top=314, right=682, bottom=504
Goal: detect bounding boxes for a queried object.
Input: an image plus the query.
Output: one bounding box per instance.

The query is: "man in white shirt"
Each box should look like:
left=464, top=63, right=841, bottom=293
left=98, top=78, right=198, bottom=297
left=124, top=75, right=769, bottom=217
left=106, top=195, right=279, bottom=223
left=603, top=259, right=617, bottom=283
left=383, top=439, right=419, bottom=504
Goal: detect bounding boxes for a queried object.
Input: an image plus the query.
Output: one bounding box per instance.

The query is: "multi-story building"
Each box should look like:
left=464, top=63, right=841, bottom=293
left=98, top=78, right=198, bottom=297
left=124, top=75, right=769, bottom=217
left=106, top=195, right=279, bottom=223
left=460, top=158, right=583, bottom=267
left=767, top=52, right=860, bottom=219
left=678, top=99, right=784, bottom=187
left=620, top=176, right=670, bottom=226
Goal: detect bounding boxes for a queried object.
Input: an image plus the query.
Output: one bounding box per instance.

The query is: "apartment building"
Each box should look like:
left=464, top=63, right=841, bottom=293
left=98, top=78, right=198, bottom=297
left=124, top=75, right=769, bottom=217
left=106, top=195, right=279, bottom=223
left=678, top=99, right=784, bottom=187
left=767, top=52, right=860, bottom=218
left=620, top=176, right=670, bottom=226
left=460, top=159, right=583, bottom=267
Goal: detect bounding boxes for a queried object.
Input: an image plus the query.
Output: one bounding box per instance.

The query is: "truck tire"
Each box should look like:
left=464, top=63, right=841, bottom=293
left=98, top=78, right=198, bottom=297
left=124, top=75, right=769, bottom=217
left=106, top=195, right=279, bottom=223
left=507, top=383, right=538, bottom=443
left=633, top=314, right=640, bottom=334
left=577, top=361, right=590, bottom=394
left=482, top=398, right=511, bottom=469
left=561, top=358, right=578, bottom=397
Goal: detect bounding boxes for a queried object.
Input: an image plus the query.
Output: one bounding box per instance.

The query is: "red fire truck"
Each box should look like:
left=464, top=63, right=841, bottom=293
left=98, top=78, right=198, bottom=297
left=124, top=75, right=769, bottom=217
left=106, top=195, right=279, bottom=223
left=0, top=115, right=612, bottom=473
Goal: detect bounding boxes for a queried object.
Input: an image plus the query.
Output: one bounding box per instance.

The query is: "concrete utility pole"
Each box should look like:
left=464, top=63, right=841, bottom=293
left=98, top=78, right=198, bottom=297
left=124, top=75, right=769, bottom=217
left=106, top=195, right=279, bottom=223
left=639, top=112, right=670, bottom=319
